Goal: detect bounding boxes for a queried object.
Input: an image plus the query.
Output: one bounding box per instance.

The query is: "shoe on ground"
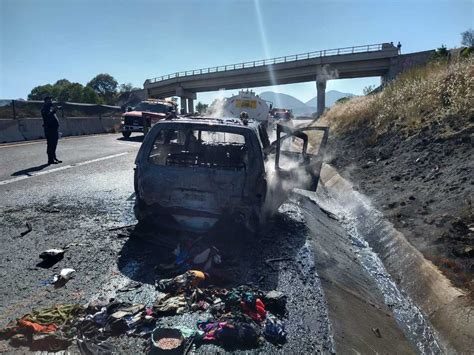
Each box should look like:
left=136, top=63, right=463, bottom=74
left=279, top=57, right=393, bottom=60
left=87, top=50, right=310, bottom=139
left=48, top=161, right=58, bottom=165
left=54, top=159, right=63, bottom=163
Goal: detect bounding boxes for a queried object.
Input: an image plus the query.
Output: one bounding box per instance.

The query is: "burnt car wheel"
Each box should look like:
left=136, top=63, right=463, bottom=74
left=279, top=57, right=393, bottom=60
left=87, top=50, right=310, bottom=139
left=134, top=195, right=148, bottom=222
left=122, top=131, right=132, bottom=138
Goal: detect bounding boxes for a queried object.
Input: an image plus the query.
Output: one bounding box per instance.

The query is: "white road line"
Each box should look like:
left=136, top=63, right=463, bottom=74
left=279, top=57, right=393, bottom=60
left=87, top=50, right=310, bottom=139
left=0, top=152, right=129, bottom=186
left=115, top=141, right=141, bottom=147
left=0, top=133, right=115, bottom=149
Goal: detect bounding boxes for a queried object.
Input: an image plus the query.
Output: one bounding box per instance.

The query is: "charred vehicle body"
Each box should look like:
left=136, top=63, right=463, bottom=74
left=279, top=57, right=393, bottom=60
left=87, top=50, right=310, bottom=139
left=134, top=117, right=328, bottom=233
left=121, top=99, right=177, bottom=138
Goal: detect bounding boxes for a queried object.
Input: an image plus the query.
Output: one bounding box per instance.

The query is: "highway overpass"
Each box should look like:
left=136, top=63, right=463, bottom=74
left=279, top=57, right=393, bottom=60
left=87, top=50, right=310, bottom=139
left=144, top=43, right=401, bottom=116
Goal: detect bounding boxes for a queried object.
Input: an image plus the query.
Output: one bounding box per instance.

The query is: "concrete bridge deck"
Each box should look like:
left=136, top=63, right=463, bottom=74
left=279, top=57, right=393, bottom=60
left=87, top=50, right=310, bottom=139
left=144, top=43, right=400, bottom=115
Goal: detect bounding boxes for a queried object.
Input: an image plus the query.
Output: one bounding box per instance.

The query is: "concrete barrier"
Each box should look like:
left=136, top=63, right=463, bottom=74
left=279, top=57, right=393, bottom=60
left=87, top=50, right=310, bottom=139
left=319, top=164, right=473, bottom=352
left=17, top=118, right=45, bottom=140
left=0, top=119, right=24, bottom=143
left=0, top=117, right=122, bottom=144
left=101, top=117, right=122, bottom=133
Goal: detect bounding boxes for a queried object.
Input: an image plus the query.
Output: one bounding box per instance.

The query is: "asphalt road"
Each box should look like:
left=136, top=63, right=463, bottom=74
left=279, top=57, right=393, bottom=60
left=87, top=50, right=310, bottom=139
left=0, top=133, right=437, bottom=353
left=0, top=133, right=334, bottom=353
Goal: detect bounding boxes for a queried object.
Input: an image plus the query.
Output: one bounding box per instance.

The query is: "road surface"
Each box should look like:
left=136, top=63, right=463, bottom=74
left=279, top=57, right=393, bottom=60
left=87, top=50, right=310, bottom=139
left=0, top=133, right=439, bottom=353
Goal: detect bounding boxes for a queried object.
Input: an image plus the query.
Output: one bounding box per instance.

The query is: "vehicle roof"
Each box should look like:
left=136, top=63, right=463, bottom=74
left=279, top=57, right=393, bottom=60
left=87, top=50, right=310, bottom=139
left=155, top=117, right=262, bottom=132
left=140, top=99, right=175, bottom=106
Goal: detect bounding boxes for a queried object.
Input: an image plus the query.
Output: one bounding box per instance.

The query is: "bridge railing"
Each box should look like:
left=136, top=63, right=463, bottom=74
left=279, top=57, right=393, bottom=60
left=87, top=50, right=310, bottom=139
left=147, top=43, right=387, bottom=84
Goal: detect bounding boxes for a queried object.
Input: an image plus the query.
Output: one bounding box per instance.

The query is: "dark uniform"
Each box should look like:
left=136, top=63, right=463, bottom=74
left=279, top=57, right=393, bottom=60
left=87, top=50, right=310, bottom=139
left=41, top=98, right=60, bottom=164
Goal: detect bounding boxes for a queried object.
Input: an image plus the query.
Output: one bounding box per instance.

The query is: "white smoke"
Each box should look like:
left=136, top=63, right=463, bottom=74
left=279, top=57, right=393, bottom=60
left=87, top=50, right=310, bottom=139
left=206, top=89, right=227, bottom=118
left=316, top=64, right=339, bottom=81
left=263, top=133, right=319, bottom=214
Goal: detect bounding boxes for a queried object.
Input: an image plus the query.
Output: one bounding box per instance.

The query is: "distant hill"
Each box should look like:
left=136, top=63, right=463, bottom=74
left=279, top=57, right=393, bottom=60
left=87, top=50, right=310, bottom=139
left=0, top=99, right=12, bottom=107
left=258, top=90, right=355, bottom=116
left=259, top=91, right=307, bottom=108
left=305, top=90, right=355, bottom=108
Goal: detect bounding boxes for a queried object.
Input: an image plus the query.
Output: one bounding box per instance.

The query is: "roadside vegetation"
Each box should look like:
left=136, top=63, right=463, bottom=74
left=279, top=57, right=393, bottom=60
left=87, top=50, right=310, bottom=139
left=320, top=54, right=473, bottom=140
left=26, top=74, right=140, bottom=105
left=318, top=47, right=473, bottom=293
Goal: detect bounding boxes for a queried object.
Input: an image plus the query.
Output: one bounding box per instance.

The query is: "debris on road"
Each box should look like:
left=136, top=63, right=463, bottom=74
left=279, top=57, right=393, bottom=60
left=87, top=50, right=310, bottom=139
left=265, top=257, right=292, bottom=263
left=39, top=207, right=60, bottom=213
left=117, top=281, right=142, bottom=292
left=52, top=268, right=75, bottom=287
left=40, top=248, right=65, bottom=261
left=37, top=248, right=65, bottom=268
left=263, top=313, right=287, bottom=345
left=156, top=270, right=206, bottom=293
left=154, top=294, right=187, bottom=315
left=0, top=282, right=288, bottom=352
left=152, top=328, right=184, bottom=351
left=108, top=224, right=136, bottom=232
left=319, top=207, right=339, bottom=221
left=17, top=221, right=32, bottom=238
left=264, top=257, right=292, bottom=270
left=372, top=327, right=382, bottom=338
left=263, top=290, right=287, bottom=315
left=63, top=242, right=87, bottom=249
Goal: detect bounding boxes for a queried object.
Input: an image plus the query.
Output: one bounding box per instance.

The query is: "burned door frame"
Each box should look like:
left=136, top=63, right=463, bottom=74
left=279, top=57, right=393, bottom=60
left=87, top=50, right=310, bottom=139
left=274, top=124, right=329, bottom=191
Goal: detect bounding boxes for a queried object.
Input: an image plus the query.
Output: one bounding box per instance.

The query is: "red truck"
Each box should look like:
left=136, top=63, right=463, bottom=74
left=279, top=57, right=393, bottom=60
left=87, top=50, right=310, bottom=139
left=120, top=99, right=177, bottom=138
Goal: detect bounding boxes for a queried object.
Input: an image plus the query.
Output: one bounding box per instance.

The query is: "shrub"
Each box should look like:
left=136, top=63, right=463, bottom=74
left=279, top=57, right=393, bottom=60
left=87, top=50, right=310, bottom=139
left=319, top=56, right=474, bottom=139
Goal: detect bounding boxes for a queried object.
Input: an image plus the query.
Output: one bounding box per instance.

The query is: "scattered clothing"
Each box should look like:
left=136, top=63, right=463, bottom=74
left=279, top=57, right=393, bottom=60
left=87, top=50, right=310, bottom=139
left=263, top=313, right=287, bottom=344
left=263, top=290, right=287, bottom=315
left=241, top=297, right=266, bottom=323
left=23, top=304, right=82, bottom=326
left=17, top=319, right=57, bottom=334
left=29, top=333, right=72, bottom=352
left=197, top=320, right=260, bottom=348
left=153, top=294, right=187, bottom=315
left=156, top=270, right=206, bottom=293
left=0, top=283, right=287, bottom=353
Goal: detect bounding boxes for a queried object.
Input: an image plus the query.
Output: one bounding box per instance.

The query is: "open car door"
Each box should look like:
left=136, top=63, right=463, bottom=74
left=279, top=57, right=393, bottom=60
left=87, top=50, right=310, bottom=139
left=272, top=123, right=329, bottom=191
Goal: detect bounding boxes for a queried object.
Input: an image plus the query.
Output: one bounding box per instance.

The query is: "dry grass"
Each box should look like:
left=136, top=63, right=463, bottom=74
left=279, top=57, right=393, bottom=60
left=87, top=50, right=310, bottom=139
left=427, top=255, right=474, bottom=297
left=319, top=56, right=474, bottom=138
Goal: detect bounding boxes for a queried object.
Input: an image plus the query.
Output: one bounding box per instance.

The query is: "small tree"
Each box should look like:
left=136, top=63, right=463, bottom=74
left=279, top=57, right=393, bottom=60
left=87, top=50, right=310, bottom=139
left=87, top=74, right=118, bottom=104
left=336, top=97, right=350, bottom=104
left=461, top=29, right=474, bottom=47
left=68, top=83, right=85, bottom=102
left=118, top=83, right=140, bottom=94
left=363, top=85, right=375, bottom=96
left=195, top=101, right=209, bottom=114
left=28, top=84, right=54, bottom=100
left=432, top=45, right=449, bottom=61
left=81, top=86, right=102, bottom=104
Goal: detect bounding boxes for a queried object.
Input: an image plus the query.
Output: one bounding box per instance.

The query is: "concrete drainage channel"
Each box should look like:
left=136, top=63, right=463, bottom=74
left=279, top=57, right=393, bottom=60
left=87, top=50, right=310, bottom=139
left=290, top=163, right=473, bottom=353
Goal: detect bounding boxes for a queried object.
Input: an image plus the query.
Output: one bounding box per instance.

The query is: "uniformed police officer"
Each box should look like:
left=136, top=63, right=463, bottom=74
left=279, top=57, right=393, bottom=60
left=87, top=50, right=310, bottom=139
left=41, top=96, right=62, bottom=164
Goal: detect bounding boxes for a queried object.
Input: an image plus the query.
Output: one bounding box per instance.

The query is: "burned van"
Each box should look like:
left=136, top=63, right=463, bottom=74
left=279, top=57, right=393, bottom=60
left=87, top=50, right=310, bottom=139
left=133, top=118, right=328, bottom=233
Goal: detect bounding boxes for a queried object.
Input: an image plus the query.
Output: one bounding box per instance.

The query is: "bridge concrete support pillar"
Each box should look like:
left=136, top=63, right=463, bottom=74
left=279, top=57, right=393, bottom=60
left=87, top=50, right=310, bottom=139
left=187, top=99, right=194, bottom=114
left=316, top=80, right=327, bottom=117
left=180, top=97, right=187, bottom=114
left=176, top=87, right=196, bottom=114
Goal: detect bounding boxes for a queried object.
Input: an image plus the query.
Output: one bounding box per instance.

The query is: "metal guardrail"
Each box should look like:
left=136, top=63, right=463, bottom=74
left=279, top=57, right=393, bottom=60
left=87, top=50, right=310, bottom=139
left=147, top=43, right=387, bottom=84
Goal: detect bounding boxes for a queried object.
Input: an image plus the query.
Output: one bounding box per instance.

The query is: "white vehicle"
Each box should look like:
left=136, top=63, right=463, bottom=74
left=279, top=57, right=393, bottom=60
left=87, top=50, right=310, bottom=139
left=222, top=90, right=271, bottom=122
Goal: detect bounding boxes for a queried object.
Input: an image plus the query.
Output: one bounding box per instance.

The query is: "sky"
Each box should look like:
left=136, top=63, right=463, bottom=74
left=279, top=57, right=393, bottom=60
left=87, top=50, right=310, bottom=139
left=1, top=0, right=473, bottom=104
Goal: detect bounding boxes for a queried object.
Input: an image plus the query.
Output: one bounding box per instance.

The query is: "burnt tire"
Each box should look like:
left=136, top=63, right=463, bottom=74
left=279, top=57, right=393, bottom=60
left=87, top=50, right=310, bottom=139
left=133, top=195, right=147, bottom=222
left=122, top=131, right=132, bottom=138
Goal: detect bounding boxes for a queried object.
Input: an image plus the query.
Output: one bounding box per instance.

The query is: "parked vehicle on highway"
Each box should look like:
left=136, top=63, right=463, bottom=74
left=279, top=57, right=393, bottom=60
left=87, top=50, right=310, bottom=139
left=120, top=99, right=177, bottom=138
left=270, top=108, right=294, bottom=122
left=222, top=90, right=271, bottom=122
left=134, top=117, right=329, bottom=234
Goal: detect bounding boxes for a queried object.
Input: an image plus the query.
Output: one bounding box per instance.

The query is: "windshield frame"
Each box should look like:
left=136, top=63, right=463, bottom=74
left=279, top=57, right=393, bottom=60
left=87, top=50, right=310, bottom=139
left=139, top=121, right=261, bottom=172
left=133, top=102, right=170, bottom=114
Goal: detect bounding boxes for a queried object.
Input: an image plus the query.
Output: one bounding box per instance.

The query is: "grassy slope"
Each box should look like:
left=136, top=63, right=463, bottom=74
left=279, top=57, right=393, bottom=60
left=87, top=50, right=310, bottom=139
left=318, top=56, right=474, bottom=292
left=320, top=56, right=473, bottom=138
